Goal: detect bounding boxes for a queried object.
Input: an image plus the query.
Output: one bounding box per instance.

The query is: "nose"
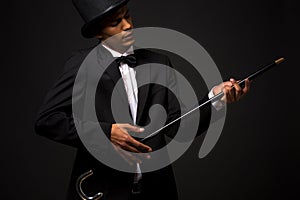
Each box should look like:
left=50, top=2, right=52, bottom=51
left=121, top=18, right=132, bottom=31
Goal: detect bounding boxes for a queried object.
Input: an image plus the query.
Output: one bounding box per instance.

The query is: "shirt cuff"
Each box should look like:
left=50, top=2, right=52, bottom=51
left=208, top=87, right=224, bottom=111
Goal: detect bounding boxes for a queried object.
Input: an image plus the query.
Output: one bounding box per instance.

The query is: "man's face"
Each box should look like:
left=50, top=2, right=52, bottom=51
left=96, top=6, right=134, bottom=52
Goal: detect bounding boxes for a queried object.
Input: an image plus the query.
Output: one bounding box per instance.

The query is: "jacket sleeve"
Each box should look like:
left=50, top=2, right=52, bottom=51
left=34, top=49, right=112, bottom=149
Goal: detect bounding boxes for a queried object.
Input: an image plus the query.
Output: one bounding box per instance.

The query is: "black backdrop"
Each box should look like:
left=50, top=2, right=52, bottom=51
left=2, top=0, right=299, bottom=199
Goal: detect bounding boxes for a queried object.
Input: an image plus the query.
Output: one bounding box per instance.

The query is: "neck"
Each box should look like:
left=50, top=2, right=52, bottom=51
left=102, top=44, right=134, bottom=57
left=102, top=43, right=131, bottom=54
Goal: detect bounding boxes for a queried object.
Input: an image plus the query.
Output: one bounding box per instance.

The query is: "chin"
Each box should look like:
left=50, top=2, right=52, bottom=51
left=122, top=39, right=135, bottom=48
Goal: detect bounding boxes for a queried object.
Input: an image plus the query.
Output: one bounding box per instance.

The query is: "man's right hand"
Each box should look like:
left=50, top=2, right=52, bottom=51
left=111, top=124, right=152, bottom=164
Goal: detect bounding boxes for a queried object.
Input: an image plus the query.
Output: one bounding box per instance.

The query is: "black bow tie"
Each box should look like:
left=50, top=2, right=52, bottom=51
left=115, top=54, right=137, bottom=68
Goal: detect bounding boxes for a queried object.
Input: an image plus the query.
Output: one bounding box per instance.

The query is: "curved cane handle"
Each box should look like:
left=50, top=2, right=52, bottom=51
left=76, top=170, right=103, bottom=200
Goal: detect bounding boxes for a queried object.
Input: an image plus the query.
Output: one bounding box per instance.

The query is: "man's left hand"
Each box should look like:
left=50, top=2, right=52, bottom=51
left=213, top=78, right=250, bottom=103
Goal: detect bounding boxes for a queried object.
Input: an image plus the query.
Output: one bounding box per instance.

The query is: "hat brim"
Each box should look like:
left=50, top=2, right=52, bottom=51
left=81, top=0, right=130, bottom=38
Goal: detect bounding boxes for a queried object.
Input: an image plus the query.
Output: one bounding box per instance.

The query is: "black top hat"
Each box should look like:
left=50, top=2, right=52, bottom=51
left=72, top=0, right=130, bottom=38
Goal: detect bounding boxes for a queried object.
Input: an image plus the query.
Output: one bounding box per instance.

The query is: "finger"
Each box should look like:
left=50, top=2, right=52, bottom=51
left=138, top=152, right=151, bottom=159
left=242, top=79, right=250, bottom=94
left=121, top=124, right=145, bottom=133
left=113, top=144, right=143, bottom=165
left=220, top=81, right=232, bottom=101
left=232, top=82, right=243, bottom=100
left=224, top=85, right=234, bottom=103
left=230, top=78, right=241, bottom=100
left=230, top=78, right=237, bottom=84
left=222, top=81, right=233, bottom=88
left=221, top=86, right=229, bottom=102
left=229, top=85, right=236, bottom=102
left=111, top=131, right=138, bottom=152
left=128, top=137, right=152, bottom=152
left=122, top=145, right=151, bottom=160
left=122, top=143, right=140, bottom=153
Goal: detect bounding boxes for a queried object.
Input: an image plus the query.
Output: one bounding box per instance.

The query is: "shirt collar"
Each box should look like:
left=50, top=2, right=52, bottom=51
left=102, top=44, right=134, bottom=57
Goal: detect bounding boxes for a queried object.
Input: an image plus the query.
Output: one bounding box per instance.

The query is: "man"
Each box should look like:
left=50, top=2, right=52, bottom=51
left=35, top=0, right=250, bottom=199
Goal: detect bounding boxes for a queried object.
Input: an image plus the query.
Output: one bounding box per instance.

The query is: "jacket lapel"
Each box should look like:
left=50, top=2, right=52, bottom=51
left=96, top=44, right=128, bottom=104
left=135, top=53, right=150, bottom=125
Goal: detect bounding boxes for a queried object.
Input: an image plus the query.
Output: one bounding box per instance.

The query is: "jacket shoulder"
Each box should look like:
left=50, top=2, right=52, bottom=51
left=63, top=46, right=96, bottom=72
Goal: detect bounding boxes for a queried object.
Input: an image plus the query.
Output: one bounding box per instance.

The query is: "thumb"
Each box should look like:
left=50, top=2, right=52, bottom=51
left=124, top=124, right=145, bottom=133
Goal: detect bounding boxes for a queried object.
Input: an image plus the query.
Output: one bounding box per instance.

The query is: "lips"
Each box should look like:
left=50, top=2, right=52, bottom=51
left=123, top=31, right=134, bottom=40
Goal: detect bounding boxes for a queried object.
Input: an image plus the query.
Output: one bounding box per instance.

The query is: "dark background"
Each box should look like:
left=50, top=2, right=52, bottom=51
left=2, top=0, right=299, bottom=199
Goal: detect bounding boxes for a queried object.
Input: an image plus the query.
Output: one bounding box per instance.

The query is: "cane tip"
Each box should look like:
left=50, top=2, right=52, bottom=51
left=275, top=57, right=285, bottom=65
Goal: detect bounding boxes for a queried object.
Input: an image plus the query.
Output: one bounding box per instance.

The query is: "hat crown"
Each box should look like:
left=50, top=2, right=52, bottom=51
left=72, top=0, right=129, bottom=38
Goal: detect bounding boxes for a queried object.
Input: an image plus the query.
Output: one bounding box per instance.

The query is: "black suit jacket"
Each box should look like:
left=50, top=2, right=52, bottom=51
left=35, top=44, right=214, bottom=200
